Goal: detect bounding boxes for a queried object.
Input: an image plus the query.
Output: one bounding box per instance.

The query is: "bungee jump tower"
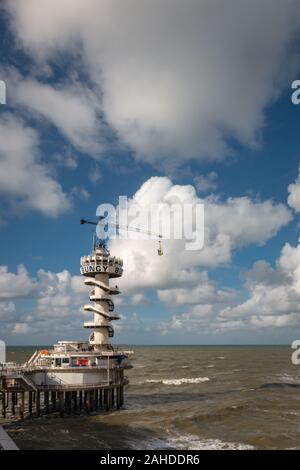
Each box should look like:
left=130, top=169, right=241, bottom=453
left=0, top=227, right=132, bottom=419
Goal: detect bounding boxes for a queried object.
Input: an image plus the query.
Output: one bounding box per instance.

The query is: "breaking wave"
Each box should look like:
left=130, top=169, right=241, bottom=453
left=145, top=432, right=254, bottom=450
left=146, top=377, right=210, bottom=386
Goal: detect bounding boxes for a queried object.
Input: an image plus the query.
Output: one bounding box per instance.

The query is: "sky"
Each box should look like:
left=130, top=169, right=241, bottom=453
left=1, top=0, right=300, bottom=345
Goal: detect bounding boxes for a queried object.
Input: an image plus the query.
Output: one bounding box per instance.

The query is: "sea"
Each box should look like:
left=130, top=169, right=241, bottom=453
left=2, top=345, right=300, bottom=450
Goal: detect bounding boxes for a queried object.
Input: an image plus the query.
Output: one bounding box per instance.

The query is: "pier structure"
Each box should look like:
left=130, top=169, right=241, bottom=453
left=0, top=241, right=132, bottom=419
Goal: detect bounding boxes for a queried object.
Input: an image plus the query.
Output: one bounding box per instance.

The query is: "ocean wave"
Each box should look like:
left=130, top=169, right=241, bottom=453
left=145, top=432, right=254, bottom=450
left=146, top=377, right=210, bottom=386
left=276, top=373, right=300, bottom=384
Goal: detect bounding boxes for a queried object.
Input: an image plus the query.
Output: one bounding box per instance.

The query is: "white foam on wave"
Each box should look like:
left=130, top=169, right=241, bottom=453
left=168, top=434, right=254, bottom=450
left=146, top=377, right=210, bottom=386
left=145, top=432, right=254, bottom=450
left=276, top=372, right=300, bottom=384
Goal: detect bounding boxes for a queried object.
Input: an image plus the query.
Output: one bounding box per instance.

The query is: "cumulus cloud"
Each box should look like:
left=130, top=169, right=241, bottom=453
left=5, top=0, right=300, bottom=168
left=108, top=175, right=294, bottom=337
left=0, top=264, right=37, bottom=299
left=194, top=172, right=218, bottom=194
left=0, top=265, right=91, bottom=342
left=36, top=269, right=89, bottom=318
left=288, top=166, right=300, bottom=212
left=158, top=277, right=234, bottom=307
left=0, top=114, right=70, bottom=216
left=12, top=323, right=31, bottom=334
left=111, top=176, right=291, bottom=294
left=0, top=302, right=16, bottom=319
left=9, top=74, right=105, bottom=156
left=162, top=239, right=300, bottom=334
left=218, top=240, right=300, bottom=328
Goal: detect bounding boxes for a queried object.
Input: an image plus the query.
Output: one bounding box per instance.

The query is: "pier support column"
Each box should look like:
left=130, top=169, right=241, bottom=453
left=59, top=391, right=64, bottom=417
left=73, top=392, right=77, bottom=412
left=103, top=389, right=107, bottom=411
left=1, top=392, right=6, bottom=418
left=87, top=391, right=91, bottom=413
left=19, top=392, right=25, bottom=419
left=29, top=391, right=33, bottom=416
left=45, top=392, right=49, bottom=414
left=111, top=388, right=115, bottom=408
left=105, top=389, right=110, bottom=411
left=99, top=389, right=102, bottom=408
left=84, top=391, right=89, bottom=413
left=51, top=392, right=56, bottom=411
left=94, top=389, right=98, bottom=410
left=36, top=391, right=40, bottom=417
left=120, top=387, right=124, bottom=407
left=11, top=392, right=16, bottom=415
left=66, top=392, right=71, bottom=415
left=116, top=387, right=120, bottom=410
left=79, top=391, right=83, bottom=411
left=108, top=389, right=112, bottom=411
left=91, top=390, right=96, bottom=411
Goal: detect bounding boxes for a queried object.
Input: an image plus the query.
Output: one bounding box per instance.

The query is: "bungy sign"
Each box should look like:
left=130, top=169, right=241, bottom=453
left=80, top=264, right=122, bottom=275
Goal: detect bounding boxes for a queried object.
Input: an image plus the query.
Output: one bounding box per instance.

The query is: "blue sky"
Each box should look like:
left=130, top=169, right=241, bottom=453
left=1, top=1, right=300, bottom=345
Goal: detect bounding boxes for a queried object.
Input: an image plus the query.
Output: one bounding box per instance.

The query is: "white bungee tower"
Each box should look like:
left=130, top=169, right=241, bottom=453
left=81, top=244, right=123, bottom=349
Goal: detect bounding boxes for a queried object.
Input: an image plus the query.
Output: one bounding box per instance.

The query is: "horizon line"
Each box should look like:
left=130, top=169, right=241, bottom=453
left=4, top=343, right=292, bottom=347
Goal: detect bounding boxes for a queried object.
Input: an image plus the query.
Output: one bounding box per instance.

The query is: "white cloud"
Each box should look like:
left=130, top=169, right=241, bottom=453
left=88, top=165, right=102, bottom=184
left=158, top=272, right=234, bottom=306
left=36, top=269, right=89, bottom=318
left=194, top=172, right=218, bottom=194
left=0, top=302, right=16, bottom=319
left=218, top=240, right=300, bottom=328
left=12, top=323, right=31, bottom=334
left=5, top=0, right=300, bottom=168
left=131, top=293, right=146, bottom=305
left=70, top=186, right=90, bottom=201
left=52, top=152, right=78, bottom=170
left=288, top=166, right=300, bottom=212
left=205, top=196, right=291, bottom=249
left=108, top=176, right=293, bottom=337
left=10, top=75, right=104, bottom=156
left=0, top=265, right=92, bottom=342
left=0, top=265, right=37, bottom=299
left=0, top=114, right=70, bottom=216
left=111, top=176, right=291, bottom=295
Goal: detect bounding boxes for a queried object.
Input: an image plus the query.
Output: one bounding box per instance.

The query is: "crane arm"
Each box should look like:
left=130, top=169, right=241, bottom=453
left=80, top=218, right=162, bottom=239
